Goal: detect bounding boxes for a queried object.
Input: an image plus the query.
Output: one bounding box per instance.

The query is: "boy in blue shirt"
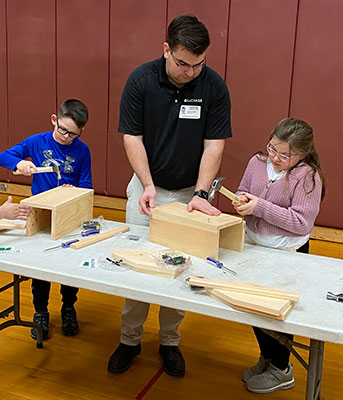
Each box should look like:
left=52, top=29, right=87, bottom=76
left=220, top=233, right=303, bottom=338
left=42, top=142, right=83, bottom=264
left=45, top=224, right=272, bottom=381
left=0, top=99, right=92, bottom=340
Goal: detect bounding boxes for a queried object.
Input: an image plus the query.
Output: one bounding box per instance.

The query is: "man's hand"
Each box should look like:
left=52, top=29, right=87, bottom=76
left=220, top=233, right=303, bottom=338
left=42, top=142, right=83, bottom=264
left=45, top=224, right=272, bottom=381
left=16, top=160, right=37, bottom=176
left=233, top=193, right=258, bottom=216
left=0, top=196, right=32, bottom=220
left=139, top=184, right=157, bottom=216
left=187, top=196, right=221, bottom=216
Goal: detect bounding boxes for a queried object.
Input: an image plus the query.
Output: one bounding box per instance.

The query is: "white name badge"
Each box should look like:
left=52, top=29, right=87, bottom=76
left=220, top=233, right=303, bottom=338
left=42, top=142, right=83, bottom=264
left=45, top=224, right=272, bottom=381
left=179, top=105, right=201, bottom=119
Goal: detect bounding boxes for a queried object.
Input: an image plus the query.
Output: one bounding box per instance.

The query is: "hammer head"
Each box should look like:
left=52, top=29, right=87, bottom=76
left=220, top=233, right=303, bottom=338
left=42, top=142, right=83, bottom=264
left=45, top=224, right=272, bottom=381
left=50, top=159, right=62, bottom=180
left=208, top=177, right=225, bottom=203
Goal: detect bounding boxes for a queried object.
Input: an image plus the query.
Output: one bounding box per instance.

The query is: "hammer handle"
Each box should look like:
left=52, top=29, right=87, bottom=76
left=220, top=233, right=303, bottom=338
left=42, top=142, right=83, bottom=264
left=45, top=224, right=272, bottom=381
left=13, top=166, right=53, bottom=175
left=219, top=186, right=241, bottom=203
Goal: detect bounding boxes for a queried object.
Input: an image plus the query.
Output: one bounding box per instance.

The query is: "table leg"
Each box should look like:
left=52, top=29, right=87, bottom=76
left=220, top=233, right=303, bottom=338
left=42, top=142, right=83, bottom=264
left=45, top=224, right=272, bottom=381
left=306, top=339, right=324, bottom=400
left=0, top=274, right=43, bottom=348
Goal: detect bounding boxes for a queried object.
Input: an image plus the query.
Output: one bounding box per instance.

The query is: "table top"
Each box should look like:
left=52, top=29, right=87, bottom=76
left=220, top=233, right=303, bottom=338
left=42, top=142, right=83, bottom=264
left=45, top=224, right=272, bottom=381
left=0, top=220, right=342, bottom=344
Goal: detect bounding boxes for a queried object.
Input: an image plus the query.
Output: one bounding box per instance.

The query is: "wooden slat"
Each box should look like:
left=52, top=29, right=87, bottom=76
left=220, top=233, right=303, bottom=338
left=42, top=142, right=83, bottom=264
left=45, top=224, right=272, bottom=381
left=70, top=226, right=129, bottom=249
left=188, top=276, right=299, bottom=302
left=0, top=219, right=26, bottom=230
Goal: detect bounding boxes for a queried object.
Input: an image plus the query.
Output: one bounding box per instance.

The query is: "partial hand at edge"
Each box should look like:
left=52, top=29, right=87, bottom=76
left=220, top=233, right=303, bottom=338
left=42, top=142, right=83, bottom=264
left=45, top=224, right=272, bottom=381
left=0, top=196, right=32, bottom=220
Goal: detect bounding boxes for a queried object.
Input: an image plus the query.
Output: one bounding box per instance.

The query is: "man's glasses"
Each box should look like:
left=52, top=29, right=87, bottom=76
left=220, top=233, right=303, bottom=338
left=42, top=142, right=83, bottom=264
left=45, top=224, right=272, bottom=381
left=266, top=142, right=297, bottom=163
left=170, top=48, right=205, bottom=72
left=56, top=118, right=81, bottom=139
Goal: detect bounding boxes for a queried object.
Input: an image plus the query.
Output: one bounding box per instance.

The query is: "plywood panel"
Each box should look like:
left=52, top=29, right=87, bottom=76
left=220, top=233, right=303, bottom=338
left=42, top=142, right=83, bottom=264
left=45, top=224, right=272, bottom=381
left=220, top=0, right=298, bottom=214
left=289, top=0, right=343, bottom=228
left=57, top=0, right=109, bottom=194
left=107, top=0, right=166, bottom=197
left=6, top=0, right=56, bottom=185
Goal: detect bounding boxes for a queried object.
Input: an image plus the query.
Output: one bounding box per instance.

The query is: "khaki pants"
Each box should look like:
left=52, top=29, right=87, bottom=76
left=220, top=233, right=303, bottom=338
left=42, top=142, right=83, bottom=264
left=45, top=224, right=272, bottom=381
left=121, top=174, right=194, bottom=346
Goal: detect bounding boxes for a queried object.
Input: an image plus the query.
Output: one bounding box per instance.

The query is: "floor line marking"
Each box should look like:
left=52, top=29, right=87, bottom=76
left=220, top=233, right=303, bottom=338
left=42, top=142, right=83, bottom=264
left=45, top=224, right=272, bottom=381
left=135, top=367, right=164, bottom=400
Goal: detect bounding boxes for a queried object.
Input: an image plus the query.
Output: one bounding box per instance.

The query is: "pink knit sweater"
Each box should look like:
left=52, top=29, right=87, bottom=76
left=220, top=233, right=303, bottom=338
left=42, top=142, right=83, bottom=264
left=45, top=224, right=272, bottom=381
left=236, top=155, right=322, bottom=237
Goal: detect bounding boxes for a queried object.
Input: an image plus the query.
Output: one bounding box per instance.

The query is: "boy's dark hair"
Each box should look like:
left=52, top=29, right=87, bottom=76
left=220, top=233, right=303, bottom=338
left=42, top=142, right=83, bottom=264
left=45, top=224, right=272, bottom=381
left=57, top=99, right=88, bottom=129
left=166, top=14, right=210, bottom=55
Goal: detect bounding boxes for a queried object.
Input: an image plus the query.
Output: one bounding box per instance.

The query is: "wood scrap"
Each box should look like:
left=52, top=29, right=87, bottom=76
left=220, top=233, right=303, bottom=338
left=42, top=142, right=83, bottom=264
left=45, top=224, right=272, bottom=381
left=0, top=219, right=26, bottom=230
left=112, top=249, right=188, bottom=278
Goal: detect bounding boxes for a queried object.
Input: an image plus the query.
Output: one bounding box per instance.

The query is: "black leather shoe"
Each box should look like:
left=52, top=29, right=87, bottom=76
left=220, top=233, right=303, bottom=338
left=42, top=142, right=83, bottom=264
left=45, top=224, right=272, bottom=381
left=159, top=345, right=185, bottom=377
left=108, top=343, right=141, bottom=373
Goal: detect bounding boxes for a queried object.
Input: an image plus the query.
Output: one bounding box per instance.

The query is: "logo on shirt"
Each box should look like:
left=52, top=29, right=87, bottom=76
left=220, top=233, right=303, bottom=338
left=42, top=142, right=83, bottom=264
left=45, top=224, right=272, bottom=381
left=42, top=150, right=75, bottom=174
left=184, top=98, right=203, bottom=103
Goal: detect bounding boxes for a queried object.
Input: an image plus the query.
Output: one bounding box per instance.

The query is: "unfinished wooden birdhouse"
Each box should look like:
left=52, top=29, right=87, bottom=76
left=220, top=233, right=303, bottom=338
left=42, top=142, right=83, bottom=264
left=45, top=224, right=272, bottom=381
left=149, top=202, right=244, bottom=259
left=21, top=186, right=94, bottom=240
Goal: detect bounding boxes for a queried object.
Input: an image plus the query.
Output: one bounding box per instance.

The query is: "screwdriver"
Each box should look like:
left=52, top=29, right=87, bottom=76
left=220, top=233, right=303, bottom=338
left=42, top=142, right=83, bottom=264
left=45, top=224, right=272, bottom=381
left=44, top=239, right=79, bottom=252
left=64, top=228, right=100, bottom=238
left=206, top=257, right=237, bottom=275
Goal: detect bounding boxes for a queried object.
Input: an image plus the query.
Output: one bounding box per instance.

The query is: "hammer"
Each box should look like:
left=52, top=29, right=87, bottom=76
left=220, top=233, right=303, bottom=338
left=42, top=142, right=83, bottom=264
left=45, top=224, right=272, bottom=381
left=13, top=159, right=62, bottom=180
left=208, top=177, right=242, bottom=204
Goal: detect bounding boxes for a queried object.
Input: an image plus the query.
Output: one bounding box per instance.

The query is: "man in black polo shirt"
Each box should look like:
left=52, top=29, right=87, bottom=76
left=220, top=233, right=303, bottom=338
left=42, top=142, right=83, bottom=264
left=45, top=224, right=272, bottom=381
left=108, top=14, right=232, bottom=377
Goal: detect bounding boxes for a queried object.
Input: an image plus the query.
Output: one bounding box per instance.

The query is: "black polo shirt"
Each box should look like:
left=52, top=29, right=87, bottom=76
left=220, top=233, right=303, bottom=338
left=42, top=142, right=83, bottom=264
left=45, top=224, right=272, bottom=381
left=118, top=56, right=232, bottom=190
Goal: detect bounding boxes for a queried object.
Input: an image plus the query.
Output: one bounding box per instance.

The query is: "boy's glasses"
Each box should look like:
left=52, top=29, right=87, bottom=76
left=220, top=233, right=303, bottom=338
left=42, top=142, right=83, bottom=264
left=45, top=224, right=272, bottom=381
left=266, top=143, right=297, bottom=163
left=56, top=118, right=81, bottom=139
left=170, top=48, right=205, bottom=72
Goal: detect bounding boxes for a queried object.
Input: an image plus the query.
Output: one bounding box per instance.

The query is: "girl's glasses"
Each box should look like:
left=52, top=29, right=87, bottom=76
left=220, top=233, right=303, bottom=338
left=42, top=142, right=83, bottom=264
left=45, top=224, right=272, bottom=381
left=266, top=143, right=297, bottom=163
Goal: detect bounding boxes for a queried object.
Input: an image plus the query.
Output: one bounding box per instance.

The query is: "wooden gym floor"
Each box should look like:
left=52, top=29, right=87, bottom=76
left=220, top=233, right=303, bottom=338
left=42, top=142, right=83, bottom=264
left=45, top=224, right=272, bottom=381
left=0, top=240, right=342, bottom=400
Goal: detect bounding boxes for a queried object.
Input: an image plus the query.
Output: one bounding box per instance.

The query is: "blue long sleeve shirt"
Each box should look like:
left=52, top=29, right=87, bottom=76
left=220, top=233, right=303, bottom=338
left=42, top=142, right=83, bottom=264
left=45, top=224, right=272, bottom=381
left=0, top=131, right=92, bottom=194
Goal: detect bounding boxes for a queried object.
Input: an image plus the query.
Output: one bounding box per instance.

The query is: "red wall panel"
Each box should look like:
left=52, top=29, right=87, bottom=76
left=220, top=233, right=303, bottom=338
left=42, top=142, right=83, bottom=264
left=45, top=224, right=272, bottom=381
left=107, top=0, right=166, bottom=197
left=219, top=0, right=298, bottom=213
left=289, top=0, right=343, bottom=228
left=167, top=0, right=230, bottom=78
left=0, top=0, right=8, bottom=181
left=57, top=0, right=109, bottom=194
left=6, top=0, right=56, bottom=186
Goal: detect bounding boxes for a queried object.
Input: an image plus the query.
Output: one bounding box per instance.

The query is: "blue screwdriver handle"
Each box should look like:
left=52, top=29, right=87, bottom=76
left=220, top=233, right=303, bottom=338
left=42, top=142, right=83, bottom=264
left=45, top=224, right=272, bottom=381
left=81, top=228, right=100, bottom=237
left=206, top=257, right=223, bottom=268
left=61, top=239, right=79, bottom=248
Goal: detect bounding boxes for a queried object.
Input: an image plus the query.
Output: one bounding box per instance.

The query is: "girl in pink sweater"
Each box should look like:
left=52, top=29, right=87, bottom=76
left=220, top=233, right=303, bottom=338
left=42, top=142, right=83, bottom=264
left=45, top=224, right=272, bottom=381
left=233, top=117, right=325, bottom=394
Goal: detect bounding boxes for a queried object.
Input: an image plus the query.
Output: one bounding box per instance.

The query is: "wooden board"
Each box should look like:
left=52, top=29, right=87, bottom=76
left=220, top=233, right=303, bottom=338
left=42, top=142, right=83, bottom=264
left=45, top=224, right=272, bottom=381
left=188, top=276, right=299, bottom=302
left=207, top=288, right=291, bottom=317
left=21, top=186, right=94, bottom=210
left=0, top=219, right=26, bottom=230
left=149, top=202, right=244, bottom=259
left=70, top=226, right=129, bottom=249
left=150, top=202, right=243, bottom=231
left=112, top=249, right=187, bottom=278
left=208, top=289, right=293, bottom=321
left=150, top=218, right=219, bottom=259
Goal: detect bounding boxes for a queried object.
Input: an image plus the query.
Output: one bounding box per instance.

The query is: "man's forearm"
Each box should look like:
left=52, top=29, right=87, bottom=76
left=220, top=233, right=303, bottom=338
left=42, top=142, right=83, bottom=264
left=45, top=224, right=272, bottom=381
left=195, top=139, right=226, bottom=192
left=123, top=134, right=154, bottom=188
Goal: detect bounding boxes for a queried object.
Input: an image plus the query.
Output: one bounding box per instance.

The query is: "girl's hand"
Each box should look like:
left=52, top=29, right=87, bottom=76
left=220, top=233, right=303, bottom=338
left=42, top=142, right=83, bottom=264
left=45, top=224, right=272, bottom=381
left=232, top=194, right=248, bottom=207
left=233, top=193, right=259, bottom=216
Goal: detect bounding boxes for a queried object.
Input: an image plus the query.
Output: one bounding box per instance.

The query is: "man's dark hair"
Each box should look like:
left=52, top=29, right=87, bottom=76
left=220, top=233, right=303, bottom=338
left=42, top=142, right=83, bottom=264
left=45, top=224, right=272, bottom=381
left=166, top=14, right=210, bottom=55
left=57, top=99, right=88, bottom=129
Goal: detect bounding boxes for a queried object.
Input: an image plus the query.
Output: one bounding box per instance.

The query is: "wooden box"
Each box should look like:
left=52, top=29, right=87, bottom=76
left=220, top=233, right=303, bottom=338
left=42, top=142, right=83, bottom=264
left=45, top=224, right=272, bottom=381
left=149, top=202, right=244, bottom=259
left=21, top=186, right=94, bottom=240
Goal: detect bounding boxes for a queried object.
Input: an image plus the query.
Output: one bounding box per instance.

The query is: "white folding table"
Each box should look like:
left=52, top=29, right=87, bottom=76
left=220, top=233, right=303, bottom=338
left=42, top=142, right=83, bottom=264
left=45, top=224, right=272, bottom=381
left=0, top=220, right=342, bottom=400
